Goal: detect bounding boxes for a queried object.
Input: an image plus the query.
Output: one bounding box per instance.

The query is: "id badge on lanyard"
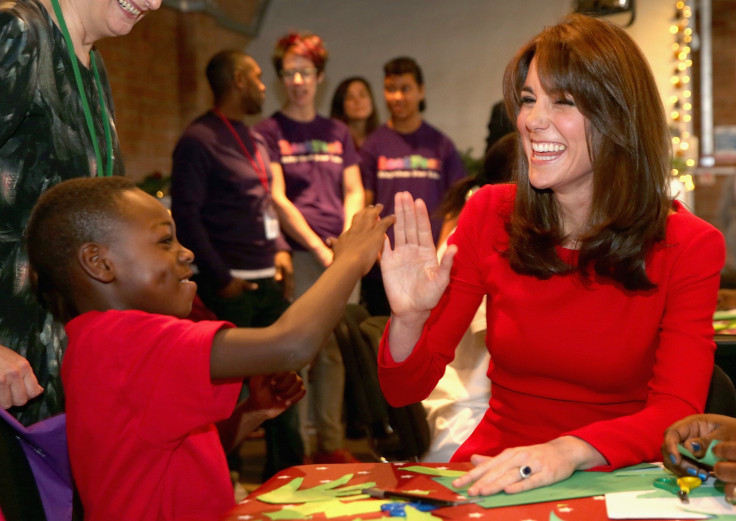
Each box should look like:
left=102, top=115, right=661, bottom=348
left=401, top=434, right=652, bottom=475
left=264, top=201, right=280, bottom=240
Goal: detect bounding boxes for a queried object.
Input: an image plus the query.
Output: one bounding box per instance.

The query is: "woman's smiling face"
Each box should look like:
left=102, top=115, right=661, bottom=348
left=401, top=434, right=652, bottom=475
left=517, top=57, right=593, bottom=202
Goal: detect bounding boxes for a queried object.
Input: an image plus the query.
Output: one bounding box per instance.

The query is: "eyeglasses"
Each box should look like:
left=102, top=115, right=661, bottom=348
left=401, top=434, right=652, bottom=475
left=281, top=68, right=318, bottom=81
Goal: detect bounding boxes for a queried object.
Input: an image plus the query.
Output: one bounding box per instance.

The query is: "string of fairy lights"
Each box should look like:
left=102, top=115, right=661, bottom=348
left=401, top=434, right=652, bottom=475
left=669, top=0, right=695, bottom=192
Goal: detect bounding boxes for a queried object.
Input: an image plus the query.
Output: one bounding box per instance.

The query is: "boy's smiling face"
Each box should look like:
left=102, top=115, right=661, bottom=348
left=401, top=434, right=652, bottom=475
left=104, top=189, right=197, bottom=317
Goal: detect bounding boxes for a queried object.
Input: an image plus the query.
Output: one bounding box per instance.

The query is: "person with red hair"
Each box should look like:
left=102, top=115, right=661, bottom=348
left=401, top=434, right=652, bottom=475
left=256, top=31, right=364, bottom=464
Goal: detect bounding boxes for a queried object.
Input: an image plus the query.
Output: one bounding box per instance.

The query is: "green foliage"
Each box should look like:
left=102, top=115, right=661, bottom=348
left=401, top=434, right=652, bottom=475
left=137, top=171, right=171, bottom=198
left=460, top=148, right=483, bottom=178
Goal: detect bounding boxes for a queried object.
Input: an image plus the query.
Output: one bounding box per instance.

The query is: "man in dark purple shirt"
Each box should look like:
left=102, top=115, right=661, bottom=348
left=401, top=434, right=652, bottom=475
left=360, top=57, right=466, bottom=315
left=170, top=49, right=302, bottom=480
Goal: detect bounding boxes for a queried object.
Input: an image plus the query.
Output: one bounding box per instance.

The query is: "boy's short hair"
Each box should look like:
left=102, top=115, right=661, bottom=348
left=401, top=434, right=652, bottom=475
left=26, top=177, right=138, bottom=323
left=383, top=56, right=425, bottom=112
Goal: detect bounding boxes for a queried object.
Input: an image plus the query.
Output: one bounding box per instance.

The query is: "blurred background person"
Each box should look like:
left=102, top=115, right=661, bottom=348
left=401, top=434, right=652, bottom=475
left=256, top=31, right=363, bottom=464
left=171, top=49, right=303, bottom=482
left=330, top=76, right=380, bottom=151
left=360, top=56, right=465, bottom=316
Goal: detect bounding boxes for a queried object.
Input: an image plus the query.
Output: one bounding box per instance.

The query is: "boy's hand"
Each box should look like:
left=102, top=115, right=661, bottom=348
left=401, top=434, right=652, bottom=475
left=246, top=371, right=305, bottom=419
left=331, top=204, right=395, bottom=275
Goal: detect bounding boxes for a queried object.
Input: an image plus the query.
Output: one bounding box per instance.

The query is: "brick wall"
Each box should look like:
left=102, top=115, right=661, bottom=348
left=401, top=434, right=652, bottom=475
left=95, top=6, right=253, bottom=182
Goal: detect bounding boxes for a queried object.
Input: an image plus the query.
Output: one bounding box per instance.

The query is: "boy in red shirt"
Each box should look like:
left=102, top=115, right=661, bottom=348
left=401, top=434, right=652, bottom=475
left=25, top=177, right=392, bottom=521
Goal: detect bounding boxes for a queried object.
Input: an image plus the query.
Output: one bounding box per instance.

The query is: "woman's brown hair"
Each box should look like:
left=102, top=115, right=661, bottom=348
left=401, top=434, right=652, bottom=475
left=503, top=13, right=671, bottom=290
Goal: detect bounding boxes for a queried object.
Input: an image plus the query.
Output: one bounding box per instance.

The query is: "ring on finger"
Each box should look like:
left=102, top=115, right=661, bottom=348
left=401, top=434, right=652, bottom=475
left=519, top=465, right=533, bottom=480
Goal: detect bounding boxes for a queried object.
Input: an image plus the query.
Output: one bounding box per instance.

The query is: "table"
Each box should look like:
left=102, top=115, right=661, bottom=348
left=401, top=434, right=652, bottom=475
left=221, top=462, right=697, bottom=521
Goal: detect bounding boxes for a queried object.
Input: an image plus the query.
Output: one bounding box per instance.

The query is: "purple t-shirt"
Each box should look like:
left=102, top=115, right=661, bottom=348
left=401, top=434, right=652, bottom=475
left=360, top=122, right=466, bottom=243
left=256, top=113, right=359, bottom=249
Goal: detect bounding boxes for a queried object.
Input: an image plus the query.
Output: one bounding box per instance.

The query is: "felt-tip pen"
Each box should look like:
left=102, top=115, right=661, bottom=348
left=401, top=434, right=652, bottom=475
left=361, top=487, right=481, bottom=507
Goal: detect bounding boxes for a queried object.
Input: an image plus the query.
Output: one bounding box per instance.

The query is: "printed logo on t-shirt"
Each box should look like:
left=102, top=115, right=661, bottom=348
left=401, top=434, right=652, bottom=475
left=377, top=155, right=442, bottom=180
left=278, top=139, right=345, bottom=165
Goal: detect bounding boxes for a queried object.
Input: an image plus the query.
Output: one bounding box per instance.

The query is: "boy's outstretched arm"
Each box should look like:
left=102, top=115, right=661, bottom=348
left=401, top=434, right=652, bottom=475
left=209, top=205, right=394, bottom=379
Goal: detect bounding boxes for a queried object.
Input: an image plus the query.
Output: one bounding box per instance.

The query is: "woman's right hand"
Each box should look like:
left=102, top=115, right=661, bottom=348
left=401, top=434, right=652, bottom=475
left=662, top=414, right=736, bottom=502
left=380, top=192, right=456, bottom=321
left=0, top=345, right=44, bottom=408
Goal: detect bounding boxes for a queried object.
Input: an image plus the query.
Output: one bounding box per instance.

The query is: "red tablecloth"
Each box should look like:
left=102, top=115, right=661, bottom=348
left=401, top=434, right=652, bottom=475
left=221, top=462, right=696, bottom=521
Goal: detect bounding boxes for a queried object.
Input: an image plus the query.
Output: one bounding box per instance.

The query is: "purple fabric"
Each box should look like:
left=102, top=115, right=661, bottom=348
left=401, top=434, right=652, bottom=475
left=360, top=122, right=466, bottom=243
left=255, top=113, right=358, bottom=249
left=0, top=409, right=72, bottom=521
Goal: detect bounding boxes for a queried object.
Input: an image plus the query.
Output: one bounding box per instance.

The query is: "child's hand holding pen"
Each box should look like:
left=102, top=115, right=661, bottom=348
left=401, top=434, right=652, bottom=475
left=662, top=413, right=736, bottom=503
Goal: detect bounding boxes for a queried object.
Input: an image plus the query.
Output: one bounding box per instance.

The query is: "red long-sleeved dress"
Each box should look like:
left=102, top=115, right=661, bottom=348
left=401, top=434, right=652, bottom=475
left=379, top=184, right=725, bottom=469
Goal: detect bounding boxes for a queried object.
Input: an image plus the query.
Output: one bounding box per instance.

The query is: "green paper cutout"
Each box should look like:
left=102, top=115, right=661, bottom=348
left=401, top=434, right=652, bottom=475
left=678, top=440, right=723, bottom=467
left=637, top=485, right=723, bottom=500
left=680, top=508, right=736, bottom=520
left=257, top=474, right=376, bottom=504
left=432, top=465, right=676, bottom=509
left=404, top=504, right=438, bottom=520
left=401, top=465, right=466, bottom=478
left=263, top=498, right=386, bottom=520
left=550, top=512, right=565, bottom=521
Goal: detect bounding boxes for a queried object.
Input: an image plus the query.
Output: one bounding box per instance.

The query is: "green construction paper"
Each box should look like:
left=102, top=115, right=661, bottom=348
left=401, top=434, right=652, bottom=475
left=401, top=465, right=466, bottom=478
left=678, top=440, right=723, bottom=467
left=263, top=498, right=386, bottom=520
left=550, top=512, right=565, bottom=521
left=256, top=474, right=376, bottom=504
left=431, top=465, right=675, bottom=509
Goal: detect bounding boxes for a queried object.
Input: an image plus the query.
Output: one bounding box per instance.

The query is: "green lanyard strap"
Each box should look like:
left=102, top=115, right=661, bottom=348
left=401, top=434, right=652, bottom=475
left=49, top=0, right=114, bottom=177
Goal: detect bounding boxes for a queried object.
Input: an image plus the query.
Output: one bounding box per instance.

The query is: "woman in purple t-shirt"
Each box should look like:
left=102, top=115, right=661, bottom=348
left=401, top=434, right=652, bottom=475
left=255, top=31, right=364, bottom=465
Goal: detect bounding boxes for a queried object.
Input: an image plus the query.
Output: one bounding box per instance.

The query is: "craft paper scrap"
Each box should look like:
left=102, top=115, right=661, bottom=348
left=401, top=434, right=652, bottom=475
left=678, top=440, right=723, bottom=467
left=605, top=489, right=735, bottom=519
left=263, top=498, right=386, bottom=520
left=404, top=505, right=438, bottom=520
left=257, top=474, right=375, bottom=504
left=431, top=465, right=672, bottom=509
left=401, top=465, right=466, bottom=478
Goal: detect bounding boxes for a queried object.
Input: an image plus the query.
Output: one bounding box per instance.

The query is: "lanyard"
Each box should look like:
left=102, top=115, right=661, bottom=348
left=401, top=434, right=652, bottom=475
left=50, top=0, right=113, bottom=177
left=213, top=109, right=270, bottom=193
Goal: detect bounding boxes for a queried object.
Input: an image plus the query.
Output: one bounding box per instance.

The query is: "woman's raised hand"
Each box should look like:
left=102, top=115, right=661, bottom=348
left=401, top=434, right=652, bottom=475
left=380, top=192, right=456, bottom=321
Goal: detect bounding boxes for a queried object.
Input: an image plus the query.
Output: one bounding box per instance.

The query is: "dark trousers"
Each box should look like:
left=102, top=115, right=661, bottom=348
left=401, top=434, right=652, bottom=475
left=196, top=276, right=304, bottom=480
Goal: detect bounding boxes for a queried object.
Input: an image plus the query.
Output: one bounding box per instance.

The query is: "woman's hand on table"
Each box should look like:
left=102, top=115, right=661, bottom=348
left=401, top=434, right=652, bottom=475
left=453, top=436, right=606, bottom=496
left=380, top=191, right=455, bottom=321
left=662, top=413, right=736, bottom=502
